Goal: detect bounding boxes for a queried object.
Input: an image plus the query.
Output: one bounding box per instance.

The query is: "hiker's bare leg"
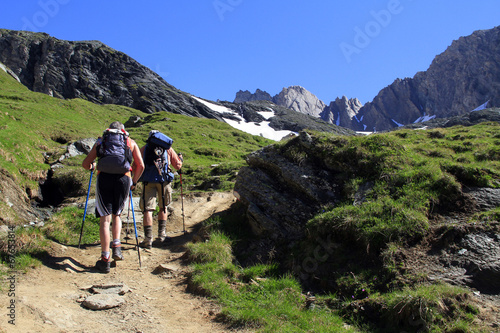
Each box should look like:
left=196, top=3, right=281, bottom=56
left=100, top=215, right=112, bottom=253
left=111, top=214, right=122, bottom=241
left=158, top=209, right=167, bottom=221
left=143, top=210, right=153, bottom=227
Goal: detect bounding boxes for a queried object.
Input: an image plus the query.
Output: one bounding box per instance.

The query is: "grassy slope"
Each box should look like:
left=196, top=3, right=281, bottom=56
left=0, top=68, right=273, bottom=221
left=188, top=123, right=500, bottom=332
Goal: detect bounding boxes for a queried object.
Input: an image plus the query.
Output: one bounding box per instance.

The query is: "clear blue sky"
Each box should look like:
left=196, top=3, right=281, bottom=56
left=1, top=1, right=499, bottom=105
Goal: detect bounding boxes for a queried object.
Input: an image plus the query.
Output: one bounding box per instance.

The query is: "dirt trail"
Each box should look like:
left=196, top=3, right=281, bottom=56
left=1, top=192, right=248, bottom=333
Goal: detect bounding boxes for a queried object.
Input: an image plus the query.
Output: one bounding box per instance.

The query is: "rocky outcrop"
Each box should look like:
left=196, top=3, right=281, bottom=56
left=0, top=29, right=221, bottom=120
left=234, top=131, right=341, bottom=241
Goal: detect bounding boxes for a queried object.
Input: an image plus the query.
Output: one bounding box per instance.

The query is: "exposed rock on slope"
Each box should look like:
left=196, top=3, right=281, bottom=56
left=0, top=29, right=221, bottom=119
left=234, top=131, right=342, bottom=241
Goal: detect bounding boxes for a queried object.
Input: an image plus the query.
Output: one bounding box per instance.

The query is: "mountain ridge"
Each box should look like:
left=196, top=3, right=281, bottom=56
left=234, top=26, right=500, bottom=132
left=0, top=29, right=223, bottom=120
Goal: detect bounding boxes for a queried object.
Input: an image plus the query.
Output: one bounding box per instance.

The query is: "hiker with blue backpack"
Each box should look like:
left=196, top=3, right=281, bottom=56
left=139, top=130, right=183, bottom=249
left=82, top=121, right=145, bottom=273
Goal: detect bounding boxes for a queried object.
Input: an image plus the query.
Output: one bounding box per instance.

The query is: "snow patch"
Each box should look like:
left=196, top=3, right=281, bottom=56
left=413, top=113, right=436, bottom=123
left=224, top=118, right=294, bottom=141
left=471, top=101, right=489, bottom=112
left=391, top=119, right=404, bottom=127
left=191, top=95, right=294, bottom=141
left=192, top=96, right=233, bottom=113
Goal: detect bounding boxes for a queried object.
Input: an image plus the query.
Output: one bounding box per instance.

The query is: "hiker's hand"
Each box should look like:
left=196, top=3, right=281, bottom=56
left=89, top=162, right=96, bottom=171
left=131, top=182, right=137, bottom=190
left=178, top=153, right=183, bottom=162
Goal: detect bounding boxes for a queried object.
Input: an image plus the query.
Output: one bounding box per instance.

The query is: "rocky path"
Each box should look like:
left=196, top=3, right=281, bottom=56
left=1, top=192, right=248, bottom=333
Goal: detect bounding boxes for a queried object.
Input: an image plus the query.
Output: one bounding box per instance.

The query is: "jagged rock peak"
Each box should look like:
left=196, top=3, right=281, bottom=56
left=333, top=96, right=363, bottom=110
left=320, top=96, right=363, bottom=127
left=273, top=86, right=326, bottom=117
left=234, top=89, right=273, bottom=103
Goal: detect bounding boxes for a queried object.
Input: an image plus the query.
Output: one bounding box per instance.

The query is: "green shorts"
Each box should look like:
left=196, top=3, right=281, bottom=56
left=139, top=182, right=172, bottom=212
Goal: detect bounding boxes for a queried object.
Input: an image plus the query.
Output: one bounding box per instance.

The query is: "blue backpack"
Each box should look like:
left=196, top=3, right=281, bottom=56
left=140, top=131, right=174, bottom=183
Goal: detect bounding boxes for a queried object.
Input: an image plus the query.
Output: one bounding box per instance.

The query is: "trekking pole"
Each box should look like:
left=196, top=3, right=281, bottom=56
left=78, top=169, right=93, bottom=249
left=124, top=198, right=131, bottom=242
left=129, top=190, right=142, bottom=267
left=179, top=168, right=186, bottom=234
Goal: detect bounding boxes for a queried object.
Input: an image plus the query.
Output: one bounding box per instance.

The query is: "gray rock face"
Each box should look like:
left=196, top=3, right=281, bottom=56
left=234, top=89, right=273, bottom=103
left=273, top=86, right=326, bottom=118
left=355, top=26, right=500, bottom=131
left=234, top=86, right=329, bottom=119
left=0, top=29, right=222, bottom=120
left=321, top=96, right=363, bottom=128
left=234, top=133, right=342, bottom=241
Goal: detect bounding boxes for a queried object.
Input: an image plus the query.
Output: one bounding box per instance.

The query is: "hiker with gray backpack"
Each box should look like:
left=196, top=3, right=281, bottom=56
left=82, top=121, right=144, bottom=273
left=139, top=130, right=183, bottom=249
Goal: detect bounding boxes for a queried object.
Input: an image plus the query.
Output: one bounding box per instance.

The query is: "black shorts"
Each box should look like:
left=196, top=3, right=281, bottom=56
left=95, top=173, right=131, bottom=217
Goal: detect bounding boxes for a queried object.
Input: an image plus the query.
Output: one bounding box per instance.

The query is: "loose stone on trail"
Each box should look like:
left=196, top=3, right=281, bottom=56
left=81, top=283, right=130, bottom=310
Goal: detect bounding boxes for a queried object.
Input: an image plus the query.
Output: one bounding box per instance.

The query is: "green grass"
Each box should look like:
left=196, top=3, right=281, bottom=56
left=43, top=206, right=100, bottom=246
left=340, top=283, right=484, bottom=332
left=187, top=231, right=360, bottom=332
left=296, top=124, right=500, bottom=251
left=0, top=227, right=49, bottom=272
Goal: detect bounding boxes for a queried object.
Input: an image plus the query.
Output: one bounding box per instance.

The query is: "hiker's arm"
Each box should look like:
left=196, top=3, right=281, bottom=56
left=82, top=144, right=98, bottom=171
left=131, top=141, right=145, bottom=185
left=169, top=148, right=183, bottom=170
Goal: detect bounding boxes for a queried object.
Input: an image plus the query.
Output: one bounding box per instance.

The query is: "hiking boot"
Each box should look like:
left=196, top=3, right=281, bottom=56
left=112, top=246, right=124, bottom=261
left=95, top=257, right=111, bottom=273
left=139, top=238, right=152, bottom=249
left=153, top=219, right=168, bottom=247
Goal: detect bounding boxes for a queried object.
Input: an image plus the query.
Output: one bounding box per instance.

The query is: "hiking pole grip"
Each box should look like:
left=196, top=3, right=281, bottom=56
left=78, top=170, right=93, bottom=249
left=129, top=190, right=142, bottom=267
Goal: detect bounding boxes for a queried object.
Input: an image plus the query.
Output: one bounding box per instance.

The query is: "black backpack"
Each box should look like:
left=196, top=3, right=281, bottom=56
left=96, top=129, right=132, bottom=174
